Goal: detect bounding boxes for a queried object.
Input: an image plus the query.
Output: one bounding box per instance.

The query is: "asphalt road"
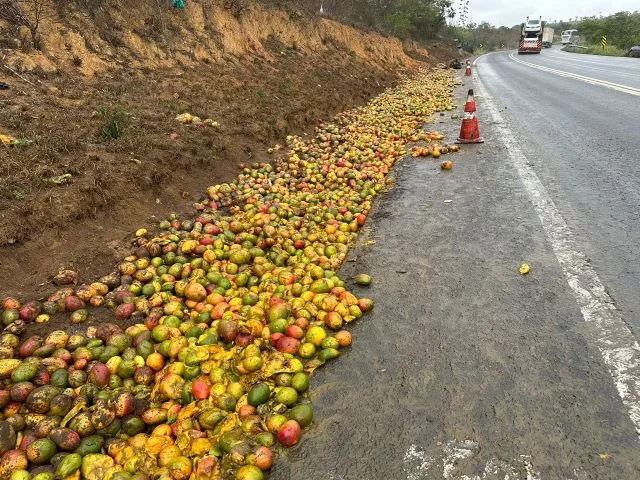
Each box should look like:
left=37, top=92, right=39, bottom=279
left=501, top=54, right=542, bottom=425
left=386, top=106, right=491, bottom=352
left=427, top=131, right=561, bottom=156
left=270, top=51, right=640, bottom=479
left=515, top=45, right=640, bottom=90
left=476, top=48, right=640, bottom=336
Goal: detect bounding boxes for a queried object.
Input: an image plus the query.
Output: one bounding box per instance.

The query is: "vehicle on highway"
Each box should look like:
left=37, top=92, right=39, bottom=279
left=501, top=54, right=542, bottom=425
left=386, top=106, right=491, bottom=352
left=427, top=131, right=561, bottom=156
left=627, top=46, right=640, bottom=58
left=542, top=26, right=554, bottom=48
left=561, top=29, right=578, bottom=45
left=518, top=16, right=545, bottom=54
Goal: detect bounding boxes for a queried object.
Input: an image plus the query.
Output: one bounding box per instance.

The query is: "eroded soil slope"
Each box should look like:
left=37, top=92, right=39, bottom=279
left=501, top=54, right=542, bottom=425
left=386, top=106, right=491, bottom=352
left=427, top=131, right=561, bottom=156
left=0, top=1, right=454, bottom=300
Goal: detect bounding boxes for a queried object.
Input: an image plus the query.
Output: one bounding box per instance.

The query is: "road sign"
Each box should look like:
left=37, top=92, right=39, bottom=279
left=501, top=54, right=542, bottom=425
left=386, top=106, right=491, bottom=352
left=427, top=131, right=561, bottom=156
left=601, top=35, right=607, bottom=49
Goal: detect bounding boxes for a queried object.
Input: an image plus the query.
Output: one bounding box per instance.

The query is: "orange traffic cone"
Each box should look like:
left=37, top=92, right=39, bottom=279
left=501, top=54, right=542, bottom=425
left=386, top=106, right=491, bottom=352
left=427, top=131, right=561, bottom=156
left=464, top=59, right=472, bottom=77
left=456, top=89, right=484, bottom=144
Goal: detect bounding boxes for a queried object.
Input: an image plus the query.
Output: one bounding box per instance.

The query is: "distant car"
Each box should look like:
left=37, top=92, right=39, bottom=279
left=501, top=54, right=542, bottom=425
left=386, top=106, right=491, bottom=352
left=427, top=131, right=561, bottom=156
left=628, top=46, right=640, bottom=58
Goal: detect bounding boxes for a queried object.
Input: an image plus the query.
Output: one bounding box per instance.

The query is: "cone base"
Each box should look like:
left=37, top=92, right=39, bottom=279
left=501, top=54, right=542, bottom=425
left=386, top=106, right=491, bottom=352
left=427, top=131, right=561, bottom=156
left=456, top=137, right=484, bottom=144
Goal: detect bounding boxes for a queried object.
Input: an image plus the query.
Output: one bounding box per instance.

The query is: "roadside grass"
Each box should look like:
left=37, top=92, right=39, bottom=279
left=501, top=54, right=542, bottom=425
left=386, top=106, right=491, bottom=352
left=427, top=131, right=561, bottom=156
left=562, top=44, right=626, bottom=56
left=96, top=105, right=133, bottom=140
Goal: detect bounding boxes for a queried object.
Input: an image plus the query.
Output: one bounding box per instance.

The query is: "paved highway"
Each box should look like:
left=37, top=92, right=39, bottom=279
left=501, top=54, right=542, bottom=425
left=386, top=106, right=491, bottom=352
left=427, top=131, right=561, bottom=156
left=271, top=49, right=640, bottom=479
left=476, top=48, right=640, bottom=336
left=511, top=45, right=640, bottom=90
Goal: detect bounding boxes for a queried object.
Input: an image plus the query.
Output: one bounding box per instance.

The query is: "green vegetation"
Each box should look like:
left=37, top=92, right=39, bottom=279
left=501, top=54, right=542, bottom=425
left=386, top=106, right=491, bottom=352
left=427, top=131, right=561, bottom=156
left=220, top=0, right=456, bottom=42
left=577, top=12, right=640, bottom=50
left=549, top=11, right=640, bottom=57
left=12, top=189, right=27, bottom=200
left=563, top=44, right=627, bottom=56
left=96, top=105, right=132, bottom=140
left=448, top=22, right=521, bottom=53
left=451, top=10, right=640, bottom=56
left=277, top=79, right=293, bottom=95
left=310, top=0, right=456, bottom=41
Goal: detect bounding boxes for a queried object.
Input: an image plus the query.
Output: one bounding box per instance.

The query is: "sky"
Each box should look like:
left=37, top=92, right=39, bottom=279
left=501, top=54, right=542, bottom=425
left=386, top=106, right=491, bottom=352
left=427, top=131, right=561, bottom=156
left=460, top=0, right=639, bottom=27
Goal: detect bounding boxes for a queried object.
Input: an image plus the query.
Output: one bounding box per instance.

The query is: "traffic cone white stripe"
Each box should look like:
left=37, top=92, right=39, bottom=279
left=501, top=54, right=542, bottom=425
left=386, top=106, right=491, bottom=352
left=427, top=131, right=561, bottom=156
left=456, top=89, right=484, bottom=144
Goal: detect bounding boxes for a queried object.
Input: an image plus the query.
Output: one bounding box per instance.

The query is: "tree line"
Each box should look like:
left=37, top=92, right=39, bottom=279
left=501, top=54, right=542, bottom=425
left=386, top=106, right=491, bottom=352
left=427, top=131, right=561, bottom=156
left=449, top=10, right=640, bottom=53
left=448, top=22, right=521, bottom=52
left=259, top=0, right=455, bottom=41
left=574, top=11, right=640, bottom=50
left=316, top=0, right=455, bottom=41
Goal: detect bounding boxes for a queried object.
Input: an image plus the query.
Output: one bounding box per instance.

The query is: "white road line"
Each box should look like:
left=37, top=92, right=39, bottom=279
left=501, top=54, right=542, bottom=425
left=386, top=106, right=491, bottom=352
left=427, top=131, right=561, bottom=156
left=403, top=444, right=435, bottom=480
left=472, top=53, right=492, bottom=66
left=544, top=50, right=621, bottom=65
left=525, top=56, right=640, bottom=80
left=442, top=440, right=477, bottom=479
left=473, top=68, right=640, bottom=437
left=549, top=49, right=640, bottom=68
left=508, top=53, right=640, bottom=96
left=403, top=441, right=542, bottom=480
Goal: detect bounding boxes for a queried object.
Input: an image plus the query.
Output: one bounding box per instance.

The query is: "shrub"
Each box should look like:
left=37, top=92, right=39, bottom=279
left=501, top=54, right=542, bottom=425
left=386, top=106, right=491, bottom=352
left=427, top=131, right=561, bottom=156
left=277, top=79, right=293, bottom=95
left=96, top=105, right=132, bottom=140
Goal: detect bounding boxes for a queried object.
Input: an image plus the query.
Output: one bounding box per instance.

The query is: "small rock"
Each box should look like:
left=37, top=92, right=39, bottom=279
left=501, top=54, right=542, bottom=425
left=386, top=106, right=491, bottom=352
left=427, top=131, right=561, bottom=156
left=53, top=269, right=79, bottom=286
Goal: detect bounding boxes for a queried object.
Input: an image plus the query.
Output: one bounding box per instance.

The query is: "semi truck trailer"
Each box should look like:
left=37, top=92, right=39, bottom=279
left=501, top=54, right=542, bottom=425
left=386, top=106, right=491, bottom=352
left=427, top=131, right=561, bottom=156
left=518, top=16, right=544, bottom=53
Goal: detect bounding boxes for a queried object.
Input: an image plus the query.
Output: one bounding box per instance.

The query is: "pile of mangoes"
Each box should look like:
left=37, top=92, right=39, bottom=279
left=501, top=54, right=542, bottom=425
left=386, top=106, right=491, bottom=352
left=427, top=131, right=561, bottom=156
left=0, top=69, right=457, bottom=480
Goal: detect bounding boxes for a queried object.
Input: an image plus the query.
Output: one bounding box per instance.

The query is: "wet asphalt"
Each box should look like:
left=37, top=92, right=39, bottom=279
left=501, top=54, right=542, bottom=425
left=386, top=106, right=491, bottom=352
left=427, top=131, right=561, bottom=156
left=271, top=54, right=640, bottom=479
left=476, top=49, right=640, bottom=339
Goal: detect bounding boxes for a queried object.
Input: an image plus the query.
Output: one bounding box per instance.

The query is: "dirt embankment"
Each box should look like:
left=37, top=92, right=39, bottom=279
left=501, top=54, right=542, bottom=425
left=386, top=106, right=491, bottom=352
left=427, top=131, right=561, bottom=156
left=0, top=1, right=454, bottom=301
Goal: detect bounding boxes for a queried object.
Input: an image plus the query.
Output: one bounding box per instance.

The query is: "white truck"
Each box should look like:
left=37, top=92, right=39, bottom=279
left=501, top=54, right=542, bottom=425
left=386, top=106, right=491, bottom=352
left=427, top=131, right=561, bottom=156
left=518, top=16, right=545, bottom=54
left=542, top=26, right=554, bottom=48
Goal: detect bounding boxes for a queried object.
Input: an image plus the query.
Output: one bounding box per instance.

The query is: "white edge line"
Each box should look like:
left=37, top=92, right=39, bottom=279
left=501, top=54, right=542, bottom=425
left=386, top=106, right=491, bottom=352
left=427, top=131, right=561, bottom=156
left=473, top=67, right=640, bottom=437
left=472, top=53, right=492, bottom=66
left=508, top=53, right=640, bottom=96
left=510, top=52, right=640, bottom=91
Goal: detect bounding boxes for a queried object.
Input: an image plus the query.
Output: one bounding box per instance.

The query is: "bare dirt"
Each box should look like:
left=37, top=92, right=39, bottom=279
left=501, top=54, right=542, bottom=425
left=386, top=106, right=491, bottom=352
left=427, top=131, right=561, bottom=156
left=0, top=2, right=457, bottom=302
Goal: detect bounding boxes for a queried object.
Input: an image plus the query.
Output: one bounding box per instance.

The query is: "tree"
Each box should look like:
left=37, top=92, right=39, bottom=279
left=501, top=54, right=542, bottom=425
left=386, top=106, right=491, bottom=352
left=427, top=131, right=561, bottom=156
left=0, top=0, right=50, bottom=48
left=448, top=21, right=521, bottom=52
left=320, top=0, right=454, bottom=41
left=577, top=11, right=640, bottom=49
